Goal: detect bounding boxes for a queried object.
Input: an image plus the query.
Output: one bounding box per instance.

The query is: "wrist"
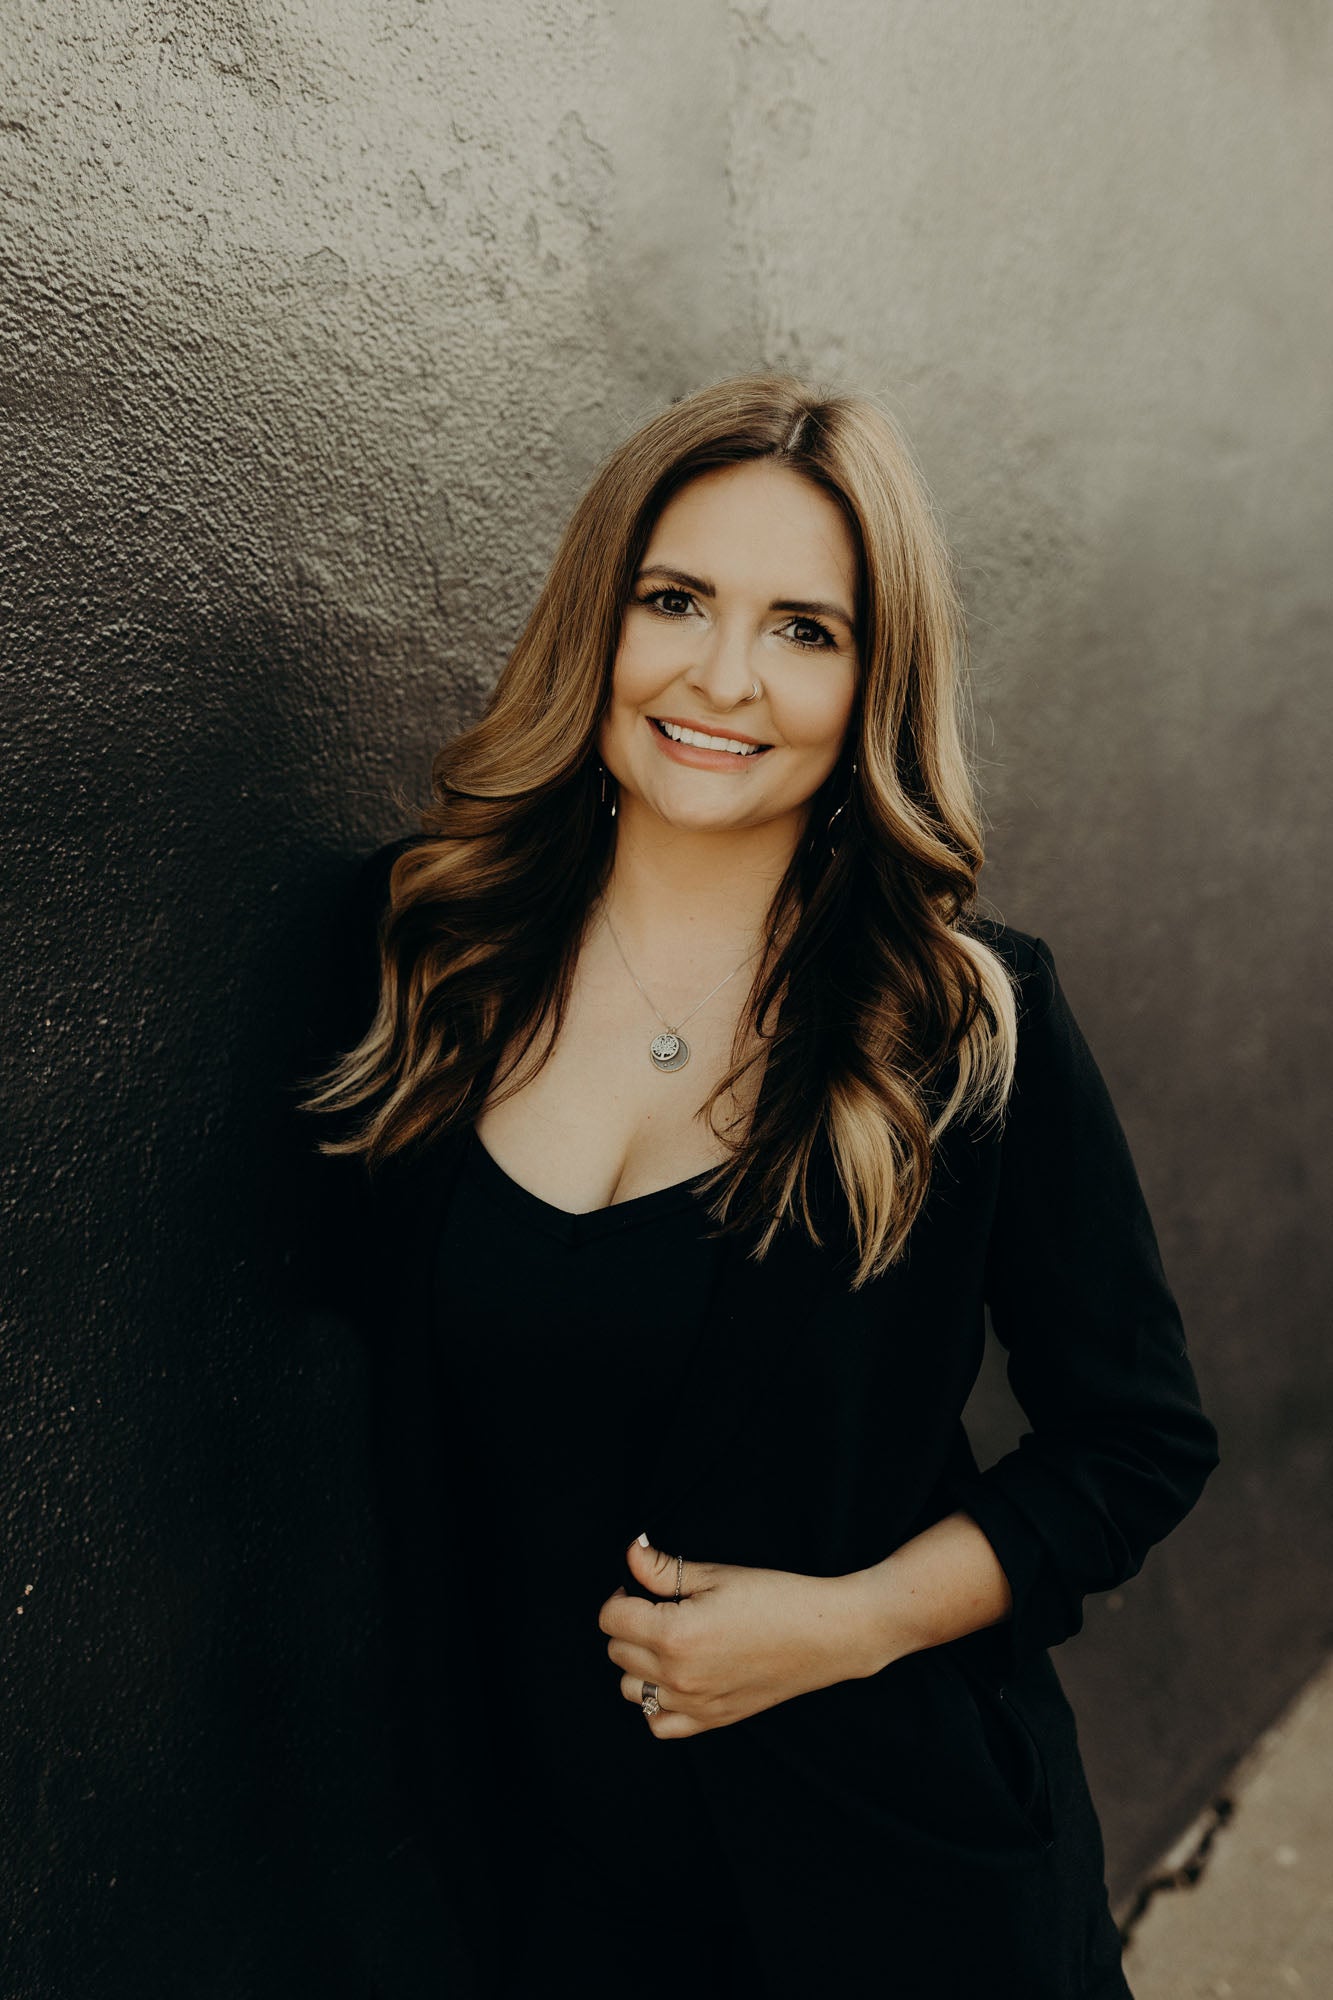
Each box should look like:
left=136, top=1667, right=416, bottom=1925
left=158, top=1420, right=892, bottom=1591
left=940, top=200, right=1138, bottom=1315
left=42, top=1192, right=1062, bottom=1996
left=835, top=1514, right=1014, bottom=1674
left=823, top=1566, right=909, bottom=1680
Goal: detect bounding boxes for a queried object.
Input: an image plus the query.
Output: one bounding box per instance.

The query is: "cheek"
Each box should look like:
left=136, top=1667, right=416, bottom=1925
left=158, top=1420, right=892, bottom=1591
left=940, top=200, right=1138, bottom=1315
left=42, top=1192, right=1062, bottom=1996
left=608, top=630, right=664, bottom=712
left=776, top=668, right=858, bottom=750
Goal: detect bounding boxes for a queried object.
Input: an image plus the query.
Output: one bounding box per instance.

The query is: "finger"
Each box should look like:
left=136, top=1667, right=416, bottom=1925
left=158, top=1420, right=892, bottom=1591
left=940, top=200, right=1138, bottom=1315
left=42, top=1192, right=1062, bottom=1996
left=619, top=1674, right=703, bottom=1740
left=597, top=1591, right=660, bottom=1644
left=619, top=1671, right=672, bottom=1711
left=624, top=1536, right=703, bottom=1601
left=646, top=1706, right=702, bottom=1740
left=605, top=1636, right=662, bottom=1680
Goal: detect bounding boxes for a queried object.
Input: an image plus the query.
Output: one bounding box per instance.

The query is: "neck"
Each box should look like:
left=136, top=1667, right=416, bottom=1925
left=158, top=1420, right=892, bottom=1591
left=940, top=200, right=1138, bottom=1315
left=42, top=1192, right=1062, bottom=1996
left=599, top=793, right=808, bottom=962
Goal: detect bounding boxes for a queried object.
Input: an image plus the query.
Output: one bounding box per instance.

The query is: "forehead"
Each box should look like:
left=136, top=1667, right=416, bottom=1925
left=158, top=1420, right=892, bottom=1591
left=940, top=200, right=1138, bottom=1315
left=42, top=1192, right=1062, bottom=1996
left=644, top=460, right=857, bottom=594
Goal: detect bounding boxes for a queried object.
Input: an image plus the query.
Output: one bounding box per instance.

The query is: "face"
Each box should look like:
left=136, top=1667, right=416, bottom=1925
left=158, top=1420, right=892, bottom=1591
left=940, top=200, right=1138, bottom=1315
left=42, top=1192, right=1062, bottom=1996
left=598, top=459, right=860, bottom=843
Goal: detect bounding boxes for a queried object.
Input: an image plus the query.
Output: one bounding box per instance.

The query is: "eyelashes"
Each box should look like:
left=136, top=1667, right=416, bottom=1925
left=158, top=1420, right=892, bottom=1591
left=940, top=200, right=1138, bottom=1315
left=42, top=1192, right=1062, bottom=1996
left=633, top=587, right=839, bottom=653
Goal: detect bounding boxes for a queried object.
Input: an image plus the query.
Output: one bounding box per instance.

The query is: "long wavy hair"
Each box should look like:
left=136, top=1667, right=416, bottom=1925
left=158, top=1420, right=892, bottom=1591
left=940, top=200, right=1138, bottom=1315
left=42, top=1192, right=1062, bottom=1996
left=300, top=373, right=1017, bottom=1289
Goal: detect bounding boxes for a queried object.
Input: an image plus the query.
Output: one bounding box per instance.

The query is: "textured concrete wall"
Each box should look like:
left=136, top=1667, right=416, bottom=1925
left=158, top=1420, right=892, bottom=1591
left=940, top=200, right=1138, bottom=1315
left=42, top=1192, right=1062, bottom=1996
left=4, top=1, right=1330, bottom=1989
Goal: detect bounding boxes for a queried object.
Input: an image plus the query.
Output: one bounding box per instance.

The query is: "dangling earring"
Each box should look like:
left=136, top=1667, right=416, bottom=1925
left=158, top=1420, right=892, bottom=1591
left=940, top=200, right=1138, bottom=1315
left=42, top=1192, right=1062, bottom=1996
left=597, top=760, right=617, bottom=820
left=826, top=759, right=857, bottom=853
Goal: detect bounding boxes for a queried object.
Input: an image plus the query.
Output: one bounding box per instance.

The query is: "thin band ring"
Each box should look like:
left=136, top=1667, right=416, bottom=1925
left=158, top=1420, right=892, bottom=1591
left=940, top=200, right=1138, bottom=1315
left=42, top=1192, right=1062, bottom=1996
left=674, top=1553, right=684, bottom=1603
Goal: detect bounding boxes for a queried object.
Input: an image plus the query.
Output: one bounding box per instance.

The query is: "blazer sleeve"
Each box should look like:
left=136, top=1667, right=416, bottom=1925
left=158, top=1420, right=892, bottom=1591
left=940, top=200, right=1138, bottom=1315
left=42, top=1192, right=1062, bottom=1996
left=957, top=934, right=1220, bottom=1668
left=278, top=838, right=489, bottom=1990
left=278, top=834, right=419, bottom=1327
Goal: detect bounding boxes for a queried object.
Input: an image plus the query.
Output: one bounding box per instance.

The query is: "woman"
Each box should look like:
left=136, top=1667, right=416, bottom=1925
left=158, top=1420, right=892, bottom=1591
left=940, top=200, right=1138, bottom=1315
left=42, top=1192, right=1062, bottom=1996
left=299, top=374, right=1218, bottom=1999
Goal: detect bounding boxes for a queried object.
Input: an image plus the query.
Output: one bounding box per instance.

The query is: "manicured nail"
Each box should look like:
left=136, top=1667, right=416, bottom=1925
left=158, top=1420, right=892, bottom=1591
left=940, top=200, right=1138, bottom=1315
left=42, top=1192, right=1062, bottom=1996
left=635, top=1531, right=650, bottom=1548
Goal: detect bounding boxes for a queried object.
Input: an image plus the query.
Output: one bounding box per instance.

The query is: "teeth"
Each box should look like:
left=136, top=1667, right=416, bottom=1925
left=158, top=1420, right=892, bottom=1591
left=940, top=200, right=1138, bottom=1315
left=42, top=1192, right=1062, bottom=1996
left=658, top=719, right=762, bottom=755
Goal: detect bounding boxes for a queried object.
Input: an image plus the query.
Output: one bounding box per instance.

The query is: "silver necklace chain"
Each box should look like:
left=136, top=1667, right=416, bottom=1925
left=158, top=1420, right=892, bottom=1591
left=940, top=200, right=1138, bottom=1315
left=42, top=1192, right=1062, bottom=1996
left=597, top=900, right=762, bottom=1074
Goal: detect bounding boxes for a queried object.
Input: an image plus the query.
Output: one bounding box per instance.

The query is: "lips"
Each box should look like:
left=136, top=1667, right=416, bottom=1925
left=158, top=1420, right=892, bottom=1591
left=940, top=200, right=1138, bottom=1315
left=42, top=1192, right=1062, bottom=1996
left=649, top=716, right=772, bottom=755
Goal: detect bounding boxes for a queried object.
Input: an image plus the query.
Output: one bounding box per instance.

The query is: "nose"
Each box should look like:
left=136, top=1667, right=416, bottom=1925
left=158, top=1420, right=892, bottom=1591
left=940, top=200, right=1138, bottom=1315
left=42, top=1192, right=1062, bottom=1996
left=684, top=614, right=761, bottom=710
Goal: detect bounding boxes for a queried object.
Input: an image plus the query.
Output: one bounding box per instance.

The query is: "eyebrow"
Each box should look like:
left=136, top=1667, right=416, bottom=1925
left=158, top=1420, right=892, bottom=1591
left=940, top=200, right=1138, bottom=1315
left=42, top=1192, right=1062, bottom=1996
left=634, top=564, right=855, bottom=631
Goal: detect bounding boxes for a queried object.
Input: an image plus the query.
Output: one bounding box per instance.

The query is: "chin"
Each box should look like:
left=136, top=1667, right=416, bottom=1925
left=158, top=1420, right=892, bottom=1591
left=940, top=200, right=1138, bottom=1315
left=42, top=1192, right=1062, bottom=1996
left=642, top=790, right=754, bottom=829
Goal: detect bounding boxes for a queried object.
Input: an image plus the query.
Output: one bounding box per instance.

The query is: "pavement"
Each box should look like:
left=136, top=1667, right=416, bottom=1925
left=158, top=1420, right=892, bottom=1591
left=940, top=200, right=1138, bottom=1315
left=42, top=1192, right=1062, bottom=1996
left=1120, top=1654, right=1333, bottom=1999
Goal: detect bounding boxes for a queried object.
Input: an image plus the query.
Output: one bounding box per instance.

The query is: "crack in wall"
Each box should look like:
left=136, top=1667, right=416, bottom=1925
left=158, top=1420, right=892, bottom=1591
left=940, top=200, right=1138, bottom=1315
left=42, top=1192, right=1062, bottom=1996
left=1119, top=1796, right=1235, bottom=1944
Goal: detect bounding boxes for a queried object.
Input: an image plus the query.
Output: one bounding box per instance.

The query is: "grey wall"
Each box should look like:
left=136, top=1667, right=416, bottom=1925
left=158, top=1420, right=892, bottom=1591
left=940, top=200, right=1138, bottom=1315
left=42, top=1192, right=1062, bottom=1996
left=4, top=1, right=1330, bottom=1990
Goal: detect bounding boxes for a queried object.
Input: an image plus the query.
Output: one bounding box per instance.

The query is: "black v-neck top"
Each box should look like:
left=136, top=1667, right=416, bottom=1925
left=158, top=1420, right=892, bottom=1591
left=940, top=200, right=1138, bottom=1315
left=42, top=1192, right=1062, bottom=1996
left=433, top=1127, right=724, bottom=1560
left=429, top=1129, right=749, bottom=1991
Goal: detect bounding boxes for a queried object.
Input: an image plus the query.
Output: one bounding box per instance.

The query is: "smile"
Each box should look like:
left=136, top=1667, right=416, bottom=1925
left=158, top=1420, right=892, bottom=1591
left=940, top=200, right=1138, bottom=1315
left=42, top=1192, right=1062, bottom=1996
left=650, top=717, right=770, bottom=757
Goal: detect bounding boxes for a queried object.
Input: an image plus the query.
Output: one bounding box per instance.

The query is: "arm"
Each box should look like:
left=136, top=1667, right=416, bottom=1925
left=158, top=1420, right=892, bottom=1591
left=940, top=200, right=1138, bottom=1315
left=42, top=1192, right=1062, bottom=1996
left=814, top=930, right=1219, bottom=1681
left=602, top=1514, right=1012, bottom=1735
left=839, top=1510, right=1014, bottom=1674
left=951, top=932, right=1220, bottom=1668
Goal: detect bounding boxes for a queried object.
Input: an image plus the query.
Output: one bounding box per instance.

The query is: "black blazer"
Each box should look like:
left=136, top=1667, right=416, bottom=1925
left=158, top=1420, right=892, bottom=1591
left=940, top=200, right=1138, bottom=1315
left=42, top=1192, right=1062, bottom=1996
left=294, top=841, right=1219, bottom=2000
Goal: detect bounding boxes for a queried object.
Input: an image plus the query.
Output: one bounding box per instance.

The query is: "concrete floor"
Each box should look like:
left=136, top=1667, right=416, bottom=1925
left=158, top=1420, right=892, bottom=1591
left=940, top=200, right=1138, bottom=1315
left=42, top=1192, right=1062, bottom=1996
left=1121, top=1656, right=1333, bottom=1999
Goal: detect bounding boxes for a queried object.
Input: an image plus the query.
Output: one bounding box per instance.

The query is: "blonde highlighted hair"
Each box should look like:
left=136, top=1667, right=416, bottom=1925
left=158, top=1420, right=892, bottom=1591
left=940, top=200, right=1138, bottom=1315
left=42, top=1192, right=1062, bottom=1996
left=301, top=374, right=1017, bottom=1289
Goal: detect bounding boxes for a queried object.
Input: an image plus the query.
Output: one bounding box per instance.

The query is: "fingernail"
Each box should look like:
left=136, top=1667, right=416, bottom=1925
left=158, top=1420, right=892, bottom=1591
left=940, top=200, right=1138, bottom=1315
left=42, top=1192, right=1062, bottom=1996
left=635, top=1531, right=650, bottom=1548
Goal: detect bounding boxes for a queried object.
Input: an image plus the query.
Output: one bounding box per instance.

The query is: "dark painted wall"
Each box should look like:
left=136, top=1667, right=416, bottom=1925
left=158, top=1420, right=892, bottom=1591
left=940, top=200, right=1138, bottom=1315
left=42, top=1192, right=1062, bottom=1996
left=4, top=2, right=1330, bottom=1990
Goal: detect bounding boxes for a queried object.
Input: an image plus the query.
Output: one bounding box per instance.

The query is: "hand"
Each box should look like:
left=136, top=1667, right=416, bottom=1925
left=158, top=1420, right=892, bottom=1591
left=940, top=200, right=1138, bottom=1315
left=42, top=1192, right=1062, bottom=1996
left=597, top=1535, right=879, bottom=1739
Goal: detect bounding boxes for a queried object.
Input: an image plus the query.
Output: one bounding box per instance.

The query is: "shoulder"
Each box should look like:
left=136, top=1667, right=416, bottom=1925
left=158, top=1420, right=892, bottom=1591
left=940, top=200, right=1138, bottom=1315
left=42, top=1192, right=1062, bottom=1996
left=960, top=915, right=1059, bottom=1028
left=963, top=919, right=1121, bottom=1121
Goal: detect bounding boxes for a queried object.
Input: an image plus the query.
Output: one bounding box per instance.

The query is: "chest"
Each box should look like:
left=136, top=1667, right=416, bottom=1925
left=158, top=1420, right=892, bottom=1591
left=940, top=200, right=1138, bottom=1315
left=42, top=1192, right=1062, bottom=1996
left=474, top=936, right=767, bottom=1211
left=380, top=1090, right=1003, bottom=1587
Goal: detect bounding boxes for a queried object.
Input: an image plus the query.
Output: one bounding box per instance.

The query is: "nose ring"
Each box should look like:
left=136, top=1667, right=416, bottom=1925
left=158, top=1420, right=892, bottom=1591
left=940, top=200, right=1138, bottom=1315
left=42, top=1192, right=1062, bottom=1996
left=741, top=681, right=761, bottom=703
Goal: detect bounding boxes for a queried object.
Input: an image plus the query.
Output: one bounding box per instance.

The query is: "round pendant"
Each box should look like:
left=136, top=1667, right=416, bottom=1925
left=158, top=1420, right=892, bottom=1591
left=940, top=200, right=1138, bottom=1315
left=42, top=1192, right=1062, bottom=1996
left=649, top=1030, right=690, bottom=1073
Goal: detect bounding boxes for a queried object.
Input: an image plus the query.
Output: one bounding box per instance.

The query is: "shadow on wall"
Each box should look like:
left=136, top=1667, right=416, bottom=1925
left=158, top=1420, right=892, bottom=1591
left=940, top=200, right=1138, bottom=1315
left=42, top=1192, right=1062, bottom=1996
left=6, top=552, right=455, bottom=1992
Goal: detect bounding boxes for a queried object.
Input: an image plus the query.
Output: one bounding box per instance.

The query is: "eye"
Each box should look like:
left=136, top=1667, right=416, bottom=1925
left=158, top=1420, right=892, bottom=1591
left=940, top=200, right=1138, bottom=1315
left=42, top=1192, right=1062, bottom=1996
left=779, top=616, right=838, bottom=652
left=636, top=586, right=697, bottom=619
